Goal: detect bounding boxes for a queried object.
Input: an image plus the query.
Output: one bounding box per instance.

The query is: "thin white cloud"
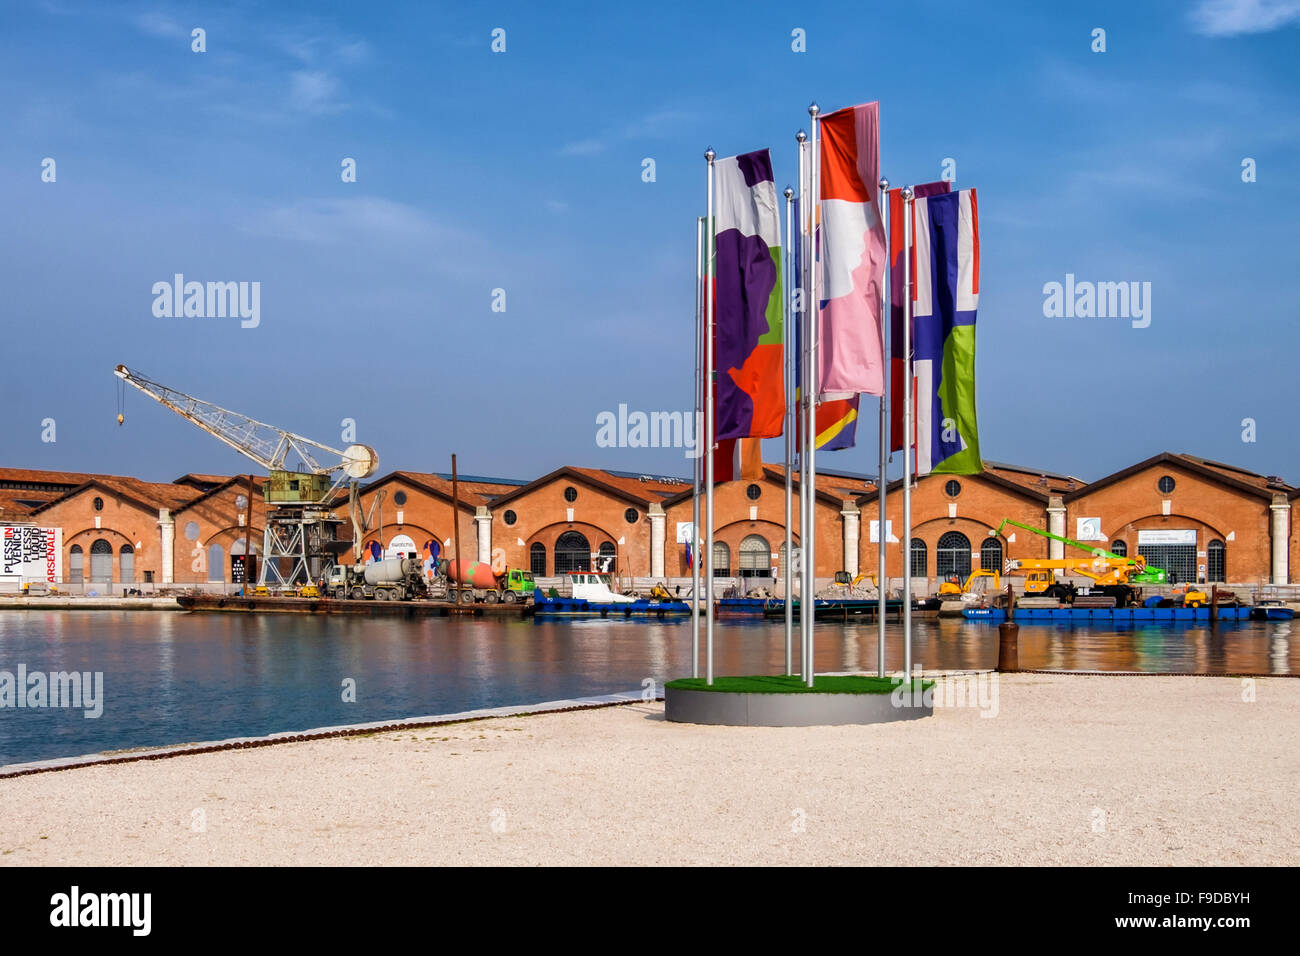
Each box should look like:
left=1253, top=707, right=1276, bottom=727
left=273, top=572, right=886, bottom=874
left=133, top=11, right=187, bottom=39
left=240, top=198, right=463, bottom=246
left=559, top=108, right=697, bottom=157
left=289, top=70, right=345, bottom=114
left=559, top=138, right=607, bottom=156
left=1190, top=0, right=1300, bottom=36
left=545, top=199, right=569, bottom=213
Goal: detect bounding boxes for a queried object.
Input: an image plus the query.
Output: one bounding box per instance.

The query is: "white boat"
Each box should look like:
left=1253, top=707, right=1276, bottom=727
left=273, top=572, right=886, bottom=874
left=567, top=571, right=636, bottom=604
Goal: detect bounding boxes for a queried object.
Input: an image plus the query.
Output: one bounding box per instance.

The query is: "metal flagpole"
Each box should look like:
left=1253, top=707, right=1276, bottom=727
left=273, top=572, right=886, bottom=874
left=795, top=128, right=808, bottom=679
left=704, top=148, right=716, bottom=685
left=805, top=101, right=820, bottom=687
left=783, top=186, right=795, bottom=675
left=692, top=215, right=704, bottom=678
left=901, top=185, right=915, bottom=680
left=877, top=176, right=890, bottom=678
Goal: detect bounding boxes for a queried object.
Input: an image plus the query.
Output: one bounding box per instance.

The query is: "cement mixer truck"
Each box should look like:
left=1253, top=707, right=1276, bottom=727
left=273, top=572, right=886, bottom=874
left=441, top=558, right=536, bottom=604
left=326, top=558, right=428, bottom=601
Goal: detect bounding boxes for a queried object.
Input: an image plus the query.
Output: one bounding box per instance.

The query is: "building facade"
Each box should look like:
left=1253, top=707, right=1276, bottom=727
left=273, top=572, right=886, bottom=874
left=1, top=451, right=1294, bottom=592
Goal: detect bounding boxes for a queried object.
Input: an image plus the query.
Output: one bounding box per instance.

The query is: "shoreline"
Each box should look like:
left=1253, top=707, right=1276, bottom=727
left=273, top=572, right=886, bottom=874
left=2, top=673, right=1296, bottom=866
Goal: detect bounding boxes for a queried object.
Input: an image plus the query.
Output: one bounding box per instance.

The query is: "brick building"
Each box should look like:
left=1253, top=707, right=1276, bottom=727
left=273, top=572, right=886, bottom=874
left=1, top=451, right=1294, bottom=592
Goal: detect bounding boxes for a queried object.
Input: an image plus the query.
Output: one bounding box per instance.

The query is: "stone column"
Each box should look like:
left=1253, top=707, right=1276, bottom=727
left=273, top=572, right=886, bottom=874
left=1270, top=494, right=1290, bottom=585
left=1046, top=496, right=1066, bottom=560
left=475, top=506, right=492, bottom=564
left=158, top=508, right=175, bottom=584
left=648, top=503, right=666, bottom=578
left=841, top=501, right=860, bottom=577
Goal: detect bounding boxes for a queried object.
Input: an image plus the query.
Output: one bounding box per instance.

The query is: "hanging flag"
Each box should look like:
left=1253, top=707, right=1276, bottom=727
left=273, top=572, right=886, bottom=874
left=817, top=101, right=886, bottom=400
left=713, top=149, right=784, bottom=442
left=686, top=540, right=693, bottom=570
left=889, top=181, right=950, bottom=452
left=911, top=188, right=982, bottom=475
left=713, top=436, right=762, bottom=482
left=793, top=196, right=859, bottom=450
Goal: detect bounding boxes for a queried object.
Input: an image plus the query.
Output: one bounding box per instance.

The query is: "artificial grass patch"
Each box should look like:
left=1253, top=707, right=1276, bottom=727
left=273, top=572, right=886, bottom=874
left=664, top=674, right=930, bottom=695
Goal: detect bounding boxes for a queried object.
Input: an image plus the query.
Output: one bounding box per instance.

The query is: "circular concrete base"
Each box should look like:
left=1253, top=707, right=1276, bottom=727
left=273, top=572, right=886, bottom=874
left=665, top=686, right=932, bottom=727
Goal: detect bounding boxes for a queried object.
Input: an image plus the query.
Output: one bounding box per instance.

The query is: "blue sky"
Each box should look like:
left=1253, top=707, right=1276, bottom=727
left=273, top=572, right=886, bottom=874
left=2, top=0, right=1298, bottom=486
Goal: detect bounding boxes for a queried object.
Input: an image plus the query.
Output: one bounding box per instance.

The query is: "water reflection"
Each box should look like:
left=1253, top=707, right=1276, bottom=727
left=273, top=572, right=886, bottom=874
left=0, top=612, right=1292, bottom=767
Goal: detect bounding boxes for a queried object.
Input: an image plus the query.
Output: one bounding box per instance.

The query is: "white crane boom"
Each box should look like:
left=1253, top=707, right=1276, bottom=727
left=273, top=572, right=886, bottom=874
left=113, top=364, right=377, bottom=479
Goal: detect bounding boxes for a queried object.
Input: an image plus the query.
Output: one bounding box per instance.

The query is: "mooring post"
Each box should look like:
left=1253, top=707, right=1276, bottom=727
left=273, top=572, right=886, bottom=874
left=1210, top=584, right=1219, bottom=623
left=997, top=621, right=1019, bottom=671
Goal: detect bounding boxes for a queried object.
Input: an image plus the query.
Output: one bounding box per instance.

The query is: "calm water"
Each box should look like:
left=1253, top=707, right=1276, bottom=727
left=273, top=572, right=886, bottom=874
left=0, top=611, right=1294, bottom=767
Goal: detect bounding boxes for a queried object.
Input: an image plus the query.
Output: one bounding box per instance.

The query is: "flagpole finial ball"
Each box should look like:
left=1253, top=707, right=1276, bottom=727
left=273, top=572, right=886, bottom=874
left=901, top=186, right=914, bottom=201
left=704, top=148, right=715, bottom=162
left=879, top=177, right=890, bottom=191
left=796, top=130, right=807, bottom=143
left=784, top=186, right=794, bottom=200
left=808, top=102, right=819, bottom=117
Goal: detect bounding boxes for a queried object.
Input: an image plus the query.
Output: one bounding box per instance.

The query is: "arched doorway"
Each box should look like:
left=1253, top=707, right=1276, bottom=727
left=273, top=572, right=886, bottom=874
left=89, top=539, right=112, bottom=583
left=598, top=541, right=616, bottom=572
left=739, top=534, right=771, bottom=579
left=69, top=544, right=84, bottom=584
left=936, top=531, right=971, bottom=581
left=909, top=538, right=927, bottom=578
left=1207, top=539, right=1225, bottom=583
left=530, top=542, right=546, bottom=575
left=554, top=531, right=590, bottom=574
left=119, top=544, right=134, bottom=584
left=979, top=537, right=1002, bottom=573
left=712, top=541, right=730, bottom=578
left=208, top=542, right=225, bottom=582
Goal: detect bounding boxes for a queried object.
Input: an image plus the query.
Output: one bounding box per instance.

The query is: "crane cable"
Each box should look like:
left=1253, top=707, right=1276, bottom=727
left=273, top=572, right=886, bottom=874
left=116, top=376, right=125, bottom=425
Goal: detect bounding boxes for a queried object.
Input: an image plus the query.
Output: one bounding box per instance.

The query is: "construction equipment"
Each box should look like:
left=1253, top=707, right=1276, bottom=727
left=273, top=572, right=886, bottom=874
left=327, top=558, right=428, bottom=601
left=993, top=518, right=1167, bottom=606
left=937, top=569, right=1001, bottom=597
left=113, top=364, right=380, bottom=588
left=440, top=558, right=535, bottom=604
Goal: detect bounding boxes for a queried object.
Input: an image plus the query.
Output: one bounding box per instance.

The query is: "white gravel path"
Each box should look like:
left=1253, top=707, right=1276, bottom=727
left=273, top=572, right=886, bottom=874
left=2, top=674, right=1296, bottom=866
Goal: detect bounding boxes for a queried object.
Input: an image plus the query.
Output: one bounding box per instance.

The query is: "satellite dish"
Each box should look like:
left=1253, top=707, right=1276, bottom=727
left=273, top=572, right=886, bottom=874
left=342, top=444, right=379, bottom=479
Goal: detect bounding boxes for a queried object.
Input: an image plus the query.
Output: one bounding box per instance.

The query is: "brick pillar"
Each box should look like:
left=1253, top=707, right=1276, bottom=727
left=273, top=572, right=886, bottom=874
left=841, top=500, right=860, bottom=577
left=648, top=503, right=665, bottom=578
left=1270, top=494, right=1290, bottom=585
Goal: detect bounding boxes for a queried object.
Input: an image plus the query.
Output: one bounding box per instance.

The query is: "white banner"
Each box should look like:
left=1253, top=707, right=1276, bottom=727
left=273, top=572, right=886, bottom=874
left=385, top=533, right=417, bottom=559
left=1, top=525, right=63, bottom=583
left=1076, top=517, right=1104, bottom=541
left=1138, top=529, right=1195, bottom=545
left=675, top=521, right=694, bottom=544
left=868, top=520, right=896, bottom=543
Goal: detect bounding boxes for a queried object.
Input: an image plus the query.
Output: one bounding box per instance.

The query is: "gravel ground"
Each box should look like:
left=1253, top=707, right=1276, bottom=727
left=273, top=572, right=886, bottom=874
left=2, top=674, right=1296, bottom=866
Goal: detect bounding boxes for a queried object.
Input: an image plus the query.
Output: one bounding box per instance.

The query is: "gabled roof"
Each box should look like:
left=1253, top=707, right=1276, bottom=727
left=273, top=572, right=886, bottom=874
left=347, top=471, right=500, bottom=511
left=28, top=476, right=203, bottom=517
left=982, top=460, right=1085, bottom=495
left=173, top=475, right=267, bottom=515
left=1064, top=452, right=1290, bottom=503
left=855, top=467, right=1054, bottom=507
left=486, top=466, right=679, bottom=510
left=660, top=464, right=846, bottom=509
left=0, top=467, right=109, bottom=488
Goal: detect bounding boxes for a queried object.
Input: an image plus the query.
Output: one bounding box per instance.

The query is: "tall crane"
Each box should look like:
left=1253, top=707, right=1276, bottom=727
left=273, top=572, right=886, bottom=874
left=114, top=364, right=380, bottom=587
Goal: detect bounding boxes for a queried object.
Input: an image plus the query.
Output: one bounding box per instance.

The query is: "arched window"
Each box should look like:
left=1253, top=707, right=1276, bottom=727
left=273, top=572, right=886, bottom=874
left=1207, top=539, right=1226, bottom=583
left=119, top=544, right=134, bottom=584
left=529, top=542, right=546, bottom=576
left=1110, top=539, right=1127, bottom=557
left=909, top=538, right=927, bottom=578
left=598, top=541, right=616, bottom=572
left=979, top=537, right=1002, bottom=573
left=89, top=539, right=113, bottom=583
left=739, top=534, right=771, bottom=578
left=69, top=544, right=84, bottom=584
left=712, top=541, right=731, bottom=578
left=936, top=531, right=972, bottom=581
left=208, top=542, right=225, bottom=582
left=554, top=531, right=590, bottom=574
